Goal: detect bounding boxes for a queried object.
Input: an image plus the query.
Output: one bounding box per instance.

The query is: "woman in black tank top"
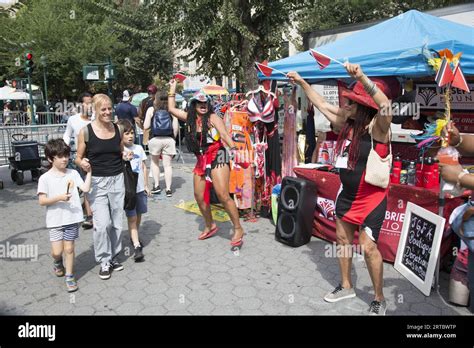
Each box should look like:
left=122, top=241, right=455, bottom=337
left=85, top=122, right=122, bottom=176
left=75, top=94, right=127, bottom=279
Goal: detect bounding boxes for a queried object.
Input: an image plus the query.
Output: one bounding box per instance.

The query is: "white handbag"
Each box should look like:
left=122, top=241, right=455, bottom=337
left=364, top=117, right=392, bottom=189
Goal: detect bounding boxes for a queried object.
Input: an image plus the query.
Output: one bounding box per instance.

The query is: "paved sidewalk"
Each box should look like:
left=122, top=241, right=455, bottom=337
left=0, top=155, right=470, bottom=316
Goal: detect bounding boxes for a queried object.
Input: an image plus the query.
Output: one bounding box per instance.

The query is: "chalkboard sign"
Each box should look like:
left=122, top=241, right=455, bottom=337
left=394, top=202, right=445, bottom=296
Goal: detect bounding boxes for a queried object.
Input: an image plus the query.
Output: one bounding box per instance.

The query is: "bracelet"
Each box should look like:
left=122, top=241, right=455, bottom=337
left=456, top=171, right=468, bottom=189
left=168, top=93, right=175, bottom=97
left=363, top=78, right=378, bottom=96
left=454, top=135, right=463, bottom=148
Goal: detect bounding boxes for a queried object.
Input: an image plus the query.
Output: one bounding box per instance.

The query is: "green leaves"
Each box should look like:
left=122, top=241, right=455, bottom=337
left=0, top=0, right=173, bottom=99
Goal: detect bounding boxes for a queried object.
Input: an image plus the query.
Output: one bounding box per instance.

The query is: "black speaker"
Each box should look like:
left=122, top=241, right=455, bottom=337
left=275, top=176, right=317, bottom=247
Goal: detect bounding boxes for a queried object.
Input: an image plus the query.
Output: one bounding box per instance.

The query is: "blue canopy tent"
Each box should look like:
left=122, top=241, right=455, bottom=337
left=261, top=10, right=474, bottom=82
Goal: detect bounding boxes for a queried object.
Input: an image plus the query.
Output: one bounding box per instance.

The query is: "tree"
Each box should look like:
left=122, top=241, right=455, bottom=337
left=0, top=0, right=173, bottom=100
left=149, top=0, right=307, bottom=90
left=297, top=0, right=472, bottom=34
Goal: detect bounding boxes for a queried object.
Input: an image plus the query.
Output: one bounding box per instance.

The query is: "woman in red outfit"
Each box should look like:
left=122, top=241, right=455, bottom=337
left=288, top=63, right=399, bottom=315
left=167, top=79, right=244, bottom=249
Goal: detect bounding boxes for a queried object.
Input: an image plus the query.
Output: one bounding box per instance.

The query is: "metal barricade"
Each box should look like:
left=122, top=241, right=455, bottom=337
left=0, top=124, right=67, bottom=166
left=0, top=111, right=68, bottom=126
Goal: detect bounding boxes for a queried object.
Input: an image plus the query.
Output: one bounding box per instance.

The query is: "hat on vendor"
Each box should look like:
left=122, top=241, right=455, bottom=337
left=190, top=91, right=211, bottom=103
left=341, top=77, right=401, bottom=110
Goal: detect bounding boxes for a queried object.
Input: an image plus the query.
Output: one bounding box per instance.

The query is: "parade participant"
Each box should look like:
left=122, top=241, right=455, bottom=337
left=38, top=139, right=92, bottom=292
left=143, top=89, right=179, bottom=197
left=118, top=119, right=150, bottom=262
left=63, top=92, right=94, bottom=229
left=75, top=94, right=126, bottom=280
left=288, top=63, right=399, bottom=315
left=167, top=79, right=245, bottom=249
left=440, top=123, right=474, bottom=190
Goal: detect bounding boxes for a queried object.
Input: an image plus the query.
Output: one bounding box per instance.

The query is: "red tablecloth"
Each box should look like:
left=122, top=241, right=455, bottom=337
left=294, top=167, right=465, bottom=262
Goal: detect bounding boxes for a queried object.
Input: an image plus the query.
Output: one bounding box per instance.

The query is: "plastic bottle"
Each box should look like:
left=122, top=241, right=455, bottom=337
left=415, top=157, right=424, bottom=187
left=437, top=146, right=460, bottom=165
left=432, top=158, right=440, bottom=190
left=393, top=156, right=402, bottom=169
left=392, top=166, right=401, bottom=184
left=423, top=157, right=433, bottom=188
left=320, top=142, right=329, bottom=164
left=407, top=161, right=416, bottom=186
left=400, top=170, right=408, bottom=185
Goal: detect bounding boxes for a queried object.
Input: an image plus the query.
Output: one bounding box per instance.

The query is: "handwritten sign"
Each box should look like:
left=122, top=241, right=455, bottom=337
left=394, top=202, right=445, bottom=296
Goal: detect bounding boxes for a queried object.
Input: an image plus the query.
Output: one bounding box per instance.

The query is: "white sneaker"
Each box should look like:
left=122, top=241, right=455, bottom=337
left=323, top=284, right=356, bottom=303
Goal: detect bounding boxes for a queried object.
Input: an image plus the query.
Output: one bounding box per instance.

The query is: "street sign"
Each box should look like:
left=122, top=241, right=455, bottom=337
left=104, top=64, right=116, bottom=80
left=83, top=65, right=99, bottom=80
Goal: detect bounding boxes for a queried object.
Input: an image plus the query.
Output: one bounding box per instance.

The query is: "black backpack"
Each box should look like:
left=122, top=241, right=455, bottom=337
left=152, top=109, right=173, bottom=137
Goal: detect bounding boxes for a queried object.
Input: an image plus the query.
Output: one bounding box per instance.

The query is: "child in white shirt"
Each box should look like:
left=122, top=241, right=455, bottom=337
left=118, top=120, right=150, bottom=262
left=38, top=139, right=92, bottom=292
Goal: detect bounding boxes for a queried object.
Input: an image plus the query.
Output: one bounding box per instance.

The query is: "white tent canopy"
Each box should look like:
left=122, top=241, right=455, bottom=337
left=0, top=86, right=36, bottom=100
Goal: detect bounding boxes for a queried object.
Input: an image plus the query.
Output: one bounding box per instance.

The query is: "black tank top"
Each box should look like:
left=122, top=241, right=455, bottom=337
left=86, top=123, right=122, bottom=177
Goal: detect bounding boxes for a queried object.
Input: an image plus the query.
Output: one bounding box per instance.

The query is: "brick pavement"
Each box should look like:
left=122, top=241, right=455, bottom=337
left=0, top=155, right=470, bottom=316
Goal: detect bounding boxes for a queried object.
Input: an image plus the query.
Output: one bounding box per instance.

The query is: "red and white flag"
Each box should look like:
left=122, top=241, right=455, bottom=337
left=309, top=49, right=331, bottom=70
left=451, top=64, right=470, bottom=92
left=255, top=62, right=274, bottom=77
left=435, top=58, right=454, bottom=87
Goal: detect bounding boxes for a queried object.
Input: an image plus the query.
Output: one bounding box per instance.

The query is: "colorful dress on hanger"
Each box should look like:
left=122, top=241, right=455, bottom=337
left=248, top=92, right=281, bottom=217
left=226, top=109, right=254, bottom=209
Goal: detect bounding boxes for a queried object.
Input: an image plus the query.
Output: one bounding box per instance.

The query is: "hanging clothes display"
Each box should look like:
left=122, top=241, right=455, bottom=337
left=226, top=108, right=254, bottom=209
left=281, top=88, right=298, bottom=178
left=250, top=90, right=281, bottom=217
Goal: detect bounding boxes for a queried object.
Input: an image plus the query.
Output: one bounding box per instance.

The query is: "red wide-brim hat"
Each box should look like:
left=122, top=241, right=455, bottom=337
left=341, top=77, right=401, bottom=110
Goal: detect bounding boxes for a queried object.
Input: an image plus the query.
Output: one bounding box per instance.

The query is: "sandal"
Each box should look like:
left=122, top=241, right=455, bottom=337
left=198, top=225, right=219, bottom=240
left=230, top=227, right=244, bottom=248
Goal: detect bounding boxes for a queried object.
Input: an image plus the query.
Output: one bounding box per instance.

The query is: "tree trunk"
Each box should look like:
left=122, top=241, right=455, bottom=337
left=235, top=0, right=257, bottom=92
left=241, top=38, right=258, bottom=92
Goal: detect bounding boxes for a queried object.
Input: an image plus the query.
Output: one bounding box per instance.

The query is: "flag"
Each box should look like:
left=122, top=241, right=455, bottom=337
left=452, top=64, right=470, bottom=92
left=173, top=72, right=187, bottom=82
left=255, top=62, right=274, bottom=77
left=435, top=58, right=454, bottom=87
left=309, top=49, right=331, bottom=70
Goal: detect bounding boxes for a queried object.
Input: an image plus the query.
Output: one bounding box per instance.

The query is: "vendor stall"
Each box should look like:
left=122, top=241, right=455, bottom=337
left=294, top=167, right=466, bottom=262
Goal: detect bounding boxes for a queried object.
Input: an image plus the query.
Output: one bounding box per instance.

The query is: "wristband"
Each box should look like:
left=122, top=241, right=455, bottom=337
left=168, top=93, right=175, bottom=97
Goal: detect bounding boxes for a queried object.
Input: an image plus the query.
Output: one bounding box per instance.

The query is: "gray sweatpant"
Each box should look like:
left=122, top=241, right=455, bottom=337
left=87, top=173, right=125, bottom=266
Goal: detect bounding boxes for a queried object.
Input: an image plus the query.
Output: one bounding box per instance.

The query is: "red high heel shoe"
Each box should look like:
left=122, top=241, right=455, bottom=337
left=230, top=227, right=244, bottom=249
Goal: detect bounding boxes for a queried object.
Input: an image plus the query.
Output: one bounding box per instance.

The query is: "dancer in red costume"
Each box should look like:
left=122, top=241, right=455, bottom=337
left=167, top=79, right=245, bottom=249
left=288, top=63, right=399, bottom=315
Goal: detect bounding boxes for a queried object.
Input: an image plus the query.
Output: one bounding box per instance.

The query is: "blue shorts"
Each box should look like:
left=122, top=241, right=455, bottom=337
left=125, top=191, right=148, bottom=217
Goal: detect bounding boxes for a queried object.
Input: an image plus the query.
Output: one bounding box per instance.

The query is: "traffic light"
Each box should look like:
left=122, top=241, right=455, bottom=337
left=24, top=52, right=35, bottom=75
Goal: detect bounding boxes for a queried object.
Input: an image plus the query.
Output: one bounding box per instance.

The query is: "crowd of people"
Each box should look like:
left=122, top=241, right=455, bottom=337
left=37, top=81, right=246, bottom=293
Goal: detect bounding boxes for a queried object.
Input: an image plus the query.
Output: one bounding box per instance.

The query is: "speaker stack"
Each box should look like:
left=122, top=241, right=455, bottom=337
left=275, top=177, right=317, bottom=247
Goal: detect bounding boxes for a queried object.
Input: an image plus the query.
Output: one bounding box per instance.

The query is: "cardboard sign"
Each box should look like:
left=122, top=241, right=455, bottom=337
left=394, top=202, right=445, bottom=296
